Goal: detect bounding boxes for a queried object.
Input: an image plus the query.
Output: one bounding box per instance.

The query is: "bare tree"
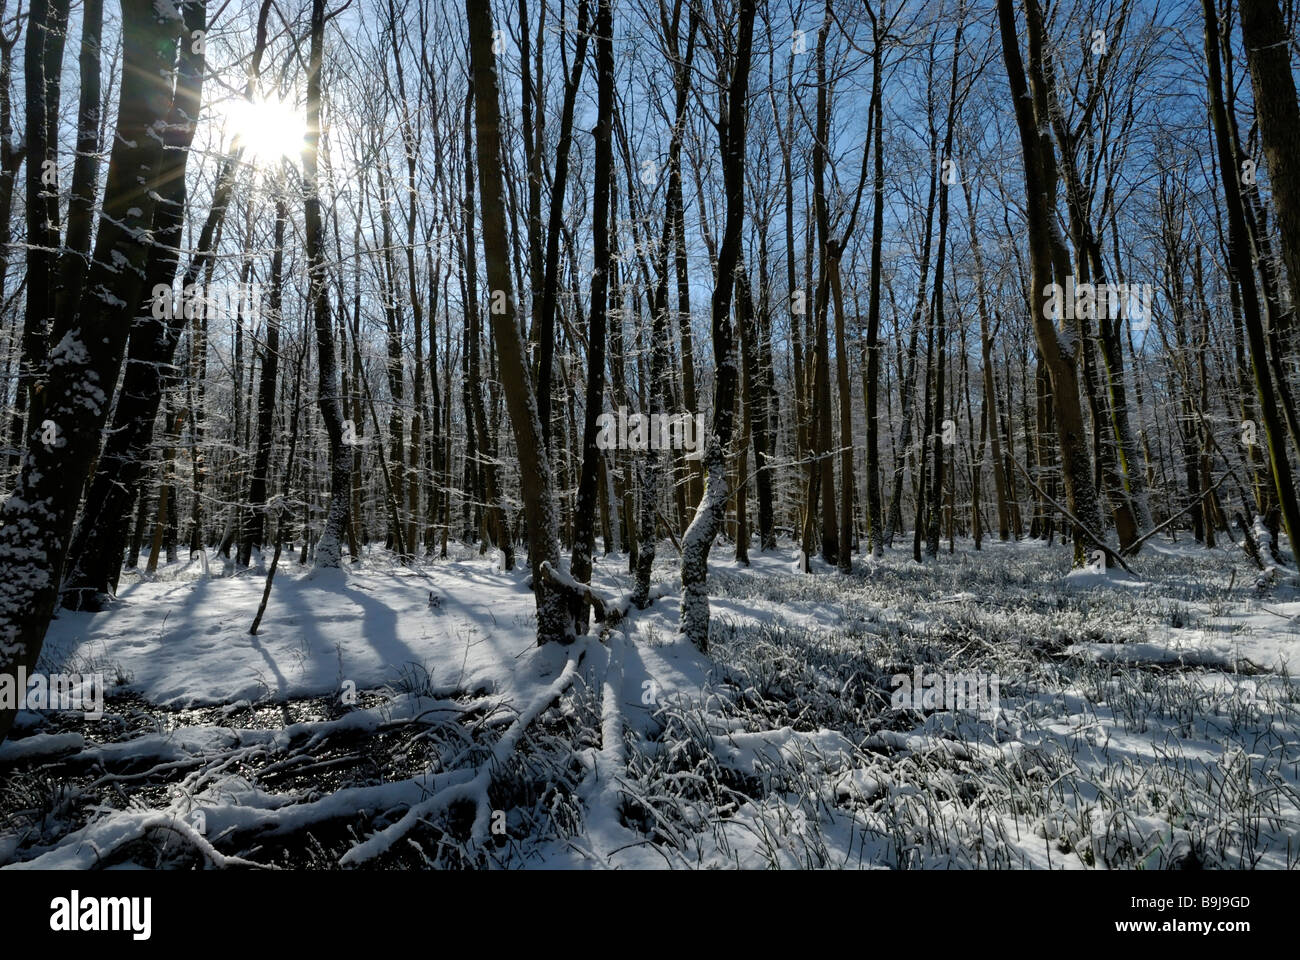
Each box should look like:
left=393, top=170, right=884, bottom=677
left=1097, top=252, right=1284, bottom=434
left=0, top=0, right=188, bottom=745
left=680, top=0, right=756, bottom=650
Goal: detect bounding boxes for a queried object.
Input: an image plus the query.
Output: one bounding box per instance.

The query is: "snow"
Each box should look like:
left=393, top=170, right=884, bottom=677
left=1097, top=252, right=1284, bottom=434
left=151, top=0, right=184, bottom=23
left=39, top=556, right=551, bottom=707
left=5, top=537, right=1300, bottom=869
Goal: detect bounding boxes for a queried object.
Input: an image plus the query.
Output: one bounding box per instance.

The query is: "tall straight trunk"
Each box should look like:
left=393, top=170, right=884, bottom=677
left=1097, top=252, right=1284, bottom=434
left=926, top=26, right=962, bottom=559
left=534, top=0, right=591, bottom=446
left=1159, top=187, right=1205, bottom=542
left=1202, top=0, right=1300, bottom=565
left=863, top=11, right=886, bottom=557
left=1239, top=0, right=1300, bottom=318
left=464, top=0, right=568, bottom=642
left=738, top=264, right=774, bottom=551
left=885, top=56, right=939, bottom=547
left=830, top=249, right=853, bottom=571
left=752, top=232, right=777, bottom=550
left=54, top=0, right=103, bottom=328
left=441, top=289, right=453, bottom=557
left=424, top=241, right=443, bottom=554
left=13, top=0, right=70, bottom=443
left=806, top=8, right=837, bottom=567
left=607, top=181, right=636, bottom=566
left=998, top=0, right=1105, bottom=566
left=632, top=6, right=696, bottom=605
left=303, top=0, right=351, bottom=569
left=0, top=0, right=184, bottom=746
left=913, top=287, right=936, bottom=562
left=350, top=223, right=367, bottom=554
left=673, top=129, right=702, bottom=510
left=386, top=0, right=425, bottom=558
left=569, top=0, right=612, bottom=631
left=679, top=0, right=755, bottom=650
left=666, top=1, right=702, bottom=512
left=186, top=263, right=210, bottom=556
left=376, top=167, right=409, bottom=558
left=460, top=79, right=513, bottom=568
left=782, top=100, right=808, bottom=549
left=733, top=273, right=750, bottom=560
left=219, top=202, right=255, bottom=559
left=960, top=175, right=1010, bottom=540
left=239, top=198, right=286, bottom=566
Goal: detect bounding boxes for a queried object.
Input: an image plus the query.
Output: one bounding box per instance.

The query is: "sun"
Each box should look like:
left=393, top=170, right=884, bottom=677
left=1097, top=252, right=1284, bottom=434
left=221, top=95, right=308, bottom=167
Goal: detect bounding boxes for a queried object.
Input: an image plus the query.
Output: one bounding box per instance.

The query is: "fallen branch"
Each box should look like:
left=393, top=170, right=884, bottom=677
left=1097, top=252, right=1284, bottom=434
left=1009, top=458, right=1136, bottom=576
left=656, top=512, right=683, bottom=555
left=1121, top=471, right=1232, bottom=556
left=338, top=642, right=590, bottom=865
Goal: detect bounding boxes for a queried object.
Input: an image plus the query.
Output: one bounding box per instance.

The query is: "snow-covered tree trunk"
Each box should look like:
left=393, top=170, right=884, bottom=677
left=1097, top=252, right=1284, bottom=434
left=862, top=9, right=886, bottom=558
left=62, top=0, right=208, bottom=609
left=632, top=453, right=659, bottom=609
left=0, top=0, right=185, bottom=745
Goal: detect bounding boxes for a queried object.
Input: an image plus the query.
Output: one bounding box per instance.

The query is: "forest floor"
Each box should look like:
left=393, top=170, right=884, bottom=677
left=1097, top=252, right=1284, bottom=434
left=2, top=536, right=1299, bottom=869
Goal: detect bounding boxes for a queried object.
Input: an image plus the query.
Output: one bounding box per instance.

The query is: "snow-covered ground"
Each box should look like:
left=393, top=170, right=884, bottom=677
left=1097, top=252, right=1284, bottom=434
left=2, top=537, right=1298, bottom=869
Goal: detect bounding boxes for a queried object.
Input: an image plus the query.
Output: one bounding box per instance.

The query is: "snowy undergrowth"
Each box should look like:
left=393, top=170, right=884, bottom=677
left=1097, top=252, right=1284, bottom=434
left=604, top=541, right=1300, bottom=868
left=1, top=538, right=1298, bottom=868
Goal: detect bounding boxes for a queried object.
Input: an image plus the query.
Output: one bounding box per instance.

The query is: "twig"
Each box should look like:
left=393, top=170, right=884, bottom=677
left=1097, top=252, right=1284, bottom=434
left=1008, top=457, right=1136, bottom=575
left=1122, top=471, right=1232, bottom=556
left=656, top=512, right=683, bottom=555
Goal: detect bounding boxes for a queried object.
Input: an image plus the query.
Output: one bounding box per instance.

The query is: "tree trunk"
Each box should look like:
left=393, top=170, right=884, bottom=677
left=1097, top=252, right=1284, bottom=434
left=679, top=0, right=755, bottom=650
left=303, top=0, right=352, bottom=569
left=464, top=0, right=569, bottom=642
left=998, top=0, right=1106, bottom=567
left=61, top=0, right=208, bottom=609
left=239, top=198, right=286, bottom=566
left=1239, top=0, right=1300, bottom=318
left=569, top=0, right=612, bottom=631
left=0, top=0, right=184, bottom=746
left=1202, top=0, right=1300, bottom=566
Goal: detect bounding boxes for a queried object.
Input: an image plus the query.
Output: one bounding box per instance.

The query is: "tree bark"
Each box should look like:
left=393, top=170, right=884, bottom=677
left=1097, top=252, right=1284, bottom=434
left=0, top=0, right=185, bottom=746
left=998, top=0, right=1106, bottom=567
left=303, top=0, right=352, bottom=569
left=569, top=0, right=613, bottom=631
left=464, top=0, right=569, bottom=642
left=679, top=0, right=755, bottom=650
left=1239, top=0, right=1300, bottom=319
